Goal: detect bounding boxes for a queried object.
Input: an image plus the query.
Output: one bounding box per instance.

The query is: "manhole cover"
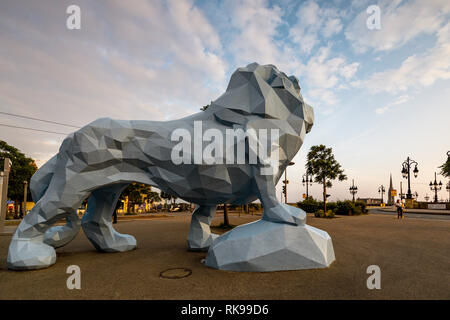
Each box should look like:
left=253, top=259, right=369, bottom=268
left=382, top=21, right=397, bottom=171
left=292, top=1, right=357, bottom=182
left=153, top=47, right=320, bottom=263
left=160, top=268, right=192, bottom=279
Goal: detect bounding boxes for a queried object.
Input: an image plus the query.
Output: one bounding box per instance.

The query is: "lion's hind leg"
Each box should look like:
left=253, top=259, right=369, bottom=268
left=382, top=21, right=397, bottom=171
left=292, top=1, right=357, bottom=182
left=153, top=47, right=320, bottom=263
left=7, top=190, right=88, bottom=270
left=81, top=184, right=136, bottom=252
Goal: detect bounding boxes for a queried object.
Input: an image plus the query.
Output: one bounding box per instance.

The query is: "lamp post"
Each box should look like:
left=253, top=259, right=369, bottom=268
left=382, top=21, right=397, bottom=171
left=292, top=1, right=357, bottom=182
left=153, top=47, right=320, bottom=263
left=349, top=179, right=358, bottom=202
left=429, top=172, right=442, bottom=203
left=399, top=182, right=405, bottom=200
left=446, top=181, right=450, bottom=203
left=401, top=156, right=419, bottom=199
left=22, top=181, right=28, bottom=218
left=0, top=158, right=12, bottom=233
left=378, top=185, right=385, bottom=204
left=302, top=173, right=313, bottom=199
left=283, top=162, right=295, bottom=204
left=414, top=191, right=418, bottom=201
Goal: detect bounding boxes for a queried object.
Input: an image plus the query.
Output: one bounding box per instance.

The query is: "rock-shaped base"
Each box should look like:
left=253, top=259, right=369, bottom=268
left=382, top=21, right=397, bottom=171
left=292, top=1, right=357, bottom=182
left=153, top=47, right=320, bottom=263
left=205, top=220, right=335, bottom=272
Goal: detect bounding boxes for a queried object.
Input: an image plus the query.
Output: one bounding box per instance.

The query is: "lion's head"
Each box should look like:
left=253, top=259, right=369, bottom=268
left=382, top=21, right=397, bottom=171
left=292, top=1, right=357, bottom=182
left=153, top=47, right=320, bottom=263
left=210, top=62, right=314, bottom=133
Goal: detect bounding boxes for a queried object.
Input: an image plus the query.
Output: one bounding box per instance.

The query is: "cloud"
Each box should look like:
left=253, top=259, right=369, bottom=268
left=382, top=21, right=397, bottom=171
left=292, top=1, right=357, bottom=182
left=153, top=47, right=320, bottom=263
left=289, top=1, right=343, bottom=54
left=359, top=22, right=450, bottom=94
left=219, top=0, right=359, bottom=113
left=0, top=0, right=228, bottom=165
left=345, top=0, right=450, bottom=52
left=296, top=47, right=359, bottom=109
left=375, top=94, right=410, bottom=114
left=225, top=0, right=284, bottom=65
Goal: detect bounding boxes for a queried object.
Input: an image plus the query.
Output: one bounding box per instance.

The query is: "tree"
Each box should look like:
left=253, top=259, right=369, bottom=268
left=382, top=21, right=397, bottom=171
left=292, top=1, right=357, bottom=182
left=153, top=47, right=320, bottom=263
left=223, top=203, right=230, bottom=226
left=160, top=191, right=172, bottom=210
left=305, top=145, right=347, bottom=213
left=439, top=152, right=450, bottom=178
left=0, top=141, right=37, bottom=214
left=145, top=191, right=161, bottom=207
left=119, top=183, right=152, bottom=213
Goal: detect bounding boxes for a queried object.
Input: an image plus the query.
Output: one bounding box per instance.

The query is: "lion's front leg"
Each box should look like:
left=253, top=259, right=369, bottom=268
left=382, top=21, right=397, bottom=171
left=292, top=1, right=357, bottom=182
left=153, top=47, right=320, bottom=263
left=254, top=173, right=306, bottom=226
left=204, top=172, right=335, bottom=272
left=187, top=205, right=218, bottom=251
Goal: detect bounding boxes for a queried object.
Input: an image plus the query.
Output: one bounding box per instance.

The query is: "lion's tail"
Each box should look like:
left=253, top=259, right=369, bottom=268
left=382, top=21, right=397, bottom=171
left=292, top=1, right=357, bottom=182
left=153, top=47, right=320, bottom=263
left=30, top=154, right=58, bottom=202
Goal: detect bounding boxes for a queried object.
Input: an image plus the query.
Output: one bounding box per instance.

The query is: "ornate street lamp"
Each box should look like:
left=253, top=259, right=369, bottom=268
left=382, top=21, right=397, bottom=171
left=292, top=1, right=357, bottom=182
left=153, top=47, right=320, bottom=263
left=401, top=156, right=419, bottom=199
left=282, top=162, right=295, bottom=204
left=302, top=173, right=313, bottom=199
left=349, top=179, right=358, bottom=202
left=378, top=185, right=386, bottom=204
left=429, top=172, right=442, bottom=203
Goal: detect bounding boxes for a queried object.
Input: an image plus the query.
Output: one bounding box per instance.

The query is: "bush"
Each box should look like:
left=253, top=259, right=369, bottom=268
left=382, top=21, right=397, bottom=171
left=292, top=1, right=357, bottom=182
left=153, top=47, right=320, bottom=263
left=355, top=200, right=368, bottom=213
left=326, top=202, right=337, bottom=212
left=314, top=209, right=334, bottom=218
left=314, top=209, right=324, bottom=217
left=334, top=200, right=353, bottom=215
left=353, top=206, right=362, bottom=215
left=297, top=197, right=321, bottom=213
left=326, top=210, right=335, bottom=218
left=334, top=200, right=366, bottom=216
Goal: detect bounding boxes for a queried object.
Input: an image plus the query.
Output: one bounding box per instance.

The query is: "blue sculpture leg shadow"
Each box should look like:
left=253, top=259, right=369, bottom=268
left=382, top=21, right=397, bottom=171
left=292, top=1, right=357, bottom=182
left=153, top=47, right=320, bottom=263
left=81, top=184, right=137, bottom=253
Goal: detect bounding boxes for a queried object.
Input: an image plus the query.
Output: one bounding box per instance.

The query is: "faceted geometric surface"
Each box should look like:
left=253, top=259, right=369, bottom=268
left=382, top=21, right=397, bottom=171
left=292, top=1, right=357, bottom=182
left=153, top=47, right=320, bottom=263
left=205, top=220, right=335, bottom=271
left=7, top=62, right=334, bottom=272
left=187, top=205, right=219, bottom=251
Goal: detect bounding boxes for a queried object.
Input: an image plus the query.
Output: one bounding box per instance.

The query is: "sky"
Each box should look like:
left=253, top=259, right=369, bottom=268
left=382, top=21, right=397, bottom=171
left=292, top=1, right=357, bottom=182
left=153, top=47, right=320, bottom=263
left=0, top=0, right=449, bottom=203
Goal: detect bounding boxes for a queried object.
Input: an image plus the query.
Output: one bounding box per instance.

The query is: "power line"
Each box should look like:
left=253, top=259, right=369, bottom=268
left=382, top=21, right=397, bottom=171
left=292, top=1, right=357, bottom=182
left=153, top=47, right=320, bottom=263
left=0, top=111, right=82, bottom=128
left=0, top=123, right=70, bottom=136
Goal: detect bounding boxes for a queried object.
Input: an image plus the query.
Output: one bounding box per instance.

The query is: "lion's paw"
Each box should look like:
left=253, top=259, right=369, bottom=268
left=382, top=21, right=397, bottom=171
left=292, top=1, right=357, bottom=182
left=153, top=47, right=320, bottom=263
left=44, top=221, right=81, bottom=249
left=94, top=233, right=137, bottom=253
left=263, top=203, right=306, bottom=226
left=187, top=233, right=219, bottom=252
left=7, top=238, right=56, bottom=270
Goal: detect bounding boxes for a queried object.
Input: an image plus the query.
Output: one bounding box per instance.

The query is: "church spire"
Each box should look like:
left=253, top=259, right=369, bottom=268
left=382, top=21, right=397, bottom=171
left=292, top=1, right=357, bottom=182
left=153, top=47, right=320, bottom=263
left=388, top=173, right=394, bottom=205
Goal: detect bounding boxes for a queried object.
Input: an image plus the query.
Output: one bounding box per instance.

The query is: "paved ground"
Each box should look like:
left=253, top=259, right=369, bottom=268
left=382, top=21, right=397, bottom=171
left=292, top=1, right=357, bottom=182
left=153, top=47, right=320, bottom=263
left=0, top=212, right=449, bottom=300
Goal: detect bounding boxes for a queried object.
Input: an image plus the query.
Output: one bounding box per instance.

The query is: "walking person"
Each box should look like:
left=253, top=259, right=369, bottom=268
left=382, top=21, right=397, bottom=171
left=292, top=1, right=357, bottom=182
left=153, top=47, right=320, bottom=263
left=395, top=199, right=404, bottom=219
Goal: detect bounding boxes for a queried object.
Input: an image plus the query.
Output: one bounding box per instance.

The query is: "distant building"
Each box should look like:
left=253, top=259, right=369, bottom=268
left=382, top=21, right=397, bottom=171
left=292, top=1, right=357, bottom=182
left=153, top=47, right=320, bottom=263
left=357, top=198, right=382, bottom=205
left=387, top=173, right=395, bottom=205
